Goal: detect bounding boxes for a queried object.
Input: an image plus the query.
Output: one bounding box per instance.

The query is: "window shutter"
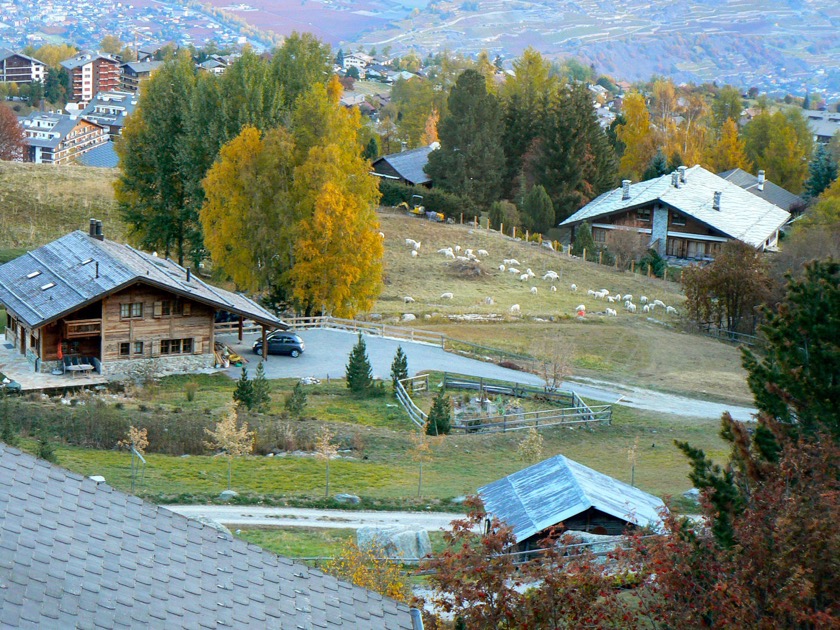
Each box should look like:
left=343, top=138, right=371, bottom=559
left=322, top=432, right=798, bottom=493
left=153, top=301, right=162, bottom=318
left=182, top=302, right=191, bottom=316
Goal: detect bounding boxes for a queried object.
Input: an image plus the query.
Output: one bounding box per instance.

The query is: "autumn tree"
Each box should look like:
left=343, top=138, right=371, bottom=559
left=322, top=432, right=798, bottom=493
left=704, top=118, right=751, bottom=173
left=26, top=43, right=77, bottom=68
left=99, top=35, right=124, bottom=56
left=711, top=85, right=744, bottom=129
left=270, top=32, right=333, bottom=110
left=0, top=103, right=26, bottom=161
left=517, top=427, right=544, bottom=464
left=324, top=539, right=411, bottom=603
left=118, top=426, right=149, bottom=492
left=204, top=405, right=254, bottom=490
left=616, top=92, right=658, bottom=180
left=410, top=424, right=440, bottom=497
left=742, top=109, right=813, bottom=194
left=315, top=426, right=339, bottom=497
left=389, top=77, right=442, bottom=148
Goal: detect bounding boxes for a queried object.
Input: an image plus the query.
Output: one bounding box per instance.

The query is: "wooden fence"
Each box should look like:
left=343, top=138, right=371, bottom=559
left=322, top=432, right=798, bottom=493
left=698, top=325, right=763, bottom=347
left=284, top=316, right=446, bottom=347
left=395, top=376, right=428, bottom=428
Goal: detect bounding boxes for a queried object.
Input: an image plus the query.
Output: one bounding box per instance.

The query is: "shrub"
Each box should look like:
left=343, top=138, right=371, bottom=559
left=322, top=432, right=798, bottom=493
left=37, top=434, right=58, bottom=463
left=251, top=362, right=271, bottom=413
left=184, top=381, right=199, bottom=402
left=390, top=346, right=408, bottom=391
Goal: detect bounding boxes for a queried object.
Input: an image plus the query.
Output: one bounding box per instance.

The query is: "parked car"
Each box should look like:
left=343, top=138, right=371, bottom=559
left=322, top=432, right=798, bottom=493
left=252, top=333, right=305, bottom=358
left=0, top=378, right=21, bottom=395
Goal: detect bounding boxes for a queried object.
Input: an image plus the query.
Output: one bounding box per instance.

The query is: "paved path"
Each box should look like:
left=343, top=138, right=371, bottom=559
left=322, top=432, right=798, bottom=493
left=220, top=329, right=755, bottom=421
left=165, top=505, right=463, bottom=531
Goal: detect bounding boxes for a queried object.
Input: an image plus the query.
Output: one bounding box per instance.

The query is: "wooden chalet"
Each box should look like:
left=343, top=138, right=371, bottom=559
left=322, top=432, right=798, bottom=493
left=0, top=221, right=285, bottom=377
left=560, top=165, right=791, bottom=261
left=371, top=145, right=437, bottom=187
left=478, top=454, right=665, bottom=550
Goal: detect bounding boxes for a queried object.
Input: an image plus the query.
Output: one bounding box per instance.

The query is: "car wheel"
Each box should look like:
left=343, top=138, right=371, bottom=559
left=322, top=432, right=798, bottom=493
left=254, top=347, right=262, bottom=355
left=290, top=349, right=300, bottom=358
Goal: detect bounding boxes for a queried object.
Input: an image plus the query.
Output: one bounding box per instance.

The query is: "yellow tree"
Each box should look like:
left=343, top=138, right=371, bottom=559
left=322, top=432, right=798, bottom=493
left=204, top=404, right=254, bottom=490
left=324, top=540, right=411, bottom=603
left=118, top=426, right=149, bottom=492
left=315, top=426, right=340, bottom=497
left=410, top=424, right=442, bottom=498
left=517, top=427, right=544, bottom=465
left=33, top=43, right=78, bottom=68
left=651, top=79, right=678, bottom=148
left=420, top=108, right=439, bottom=145
left=617, top=92, right=658, bottom=180
left=703, top=118, right=751, bottom=173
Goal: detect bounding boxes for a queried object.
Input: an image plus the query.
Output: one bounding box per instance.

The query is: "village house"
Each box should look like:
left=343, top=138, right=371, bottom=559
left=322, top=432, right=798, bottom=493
left=0, top=221, right=285, bottom=378
left=719, top=167, right=805, bottom=214
left=371, top=144, right=438, bottom=187
left=19, top=111, right=108, bottom=165
left=79, top=90, right=139, bottom=139
left=120, top=60, right=163, bottom=93
left=560, top=165, right=791, bottom=260
left=478, top=454, right=665, bottom=551
left=0, top=49, right=46, bottom=84
left=804, top=109, right=840, bottom=144
left=0, top=444, right=419, bottom=628
left=60, top=52, right=121, bottom=105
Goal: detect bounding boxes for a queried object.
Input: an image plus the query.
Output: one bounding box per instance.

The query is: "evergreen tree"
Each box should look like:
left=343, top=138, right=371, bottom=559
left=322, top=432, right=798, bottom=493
left=642, top=149, right=669, bottom=181
left=232, top=367, right=254, bottom=409
left=0, top=399, right=19, bottom=447
left=345, top=66, right=360, bottom=80
left=284, top=381, right=308, bottom=418
left=37, top=434, right=58, bottom=464
left=363, top=136, right=379, bottom=161
left=571, top=221, right=596, bottom=258
left=335, top=48, right=344, bottom=67
left=251, top=362, right=271, bottom=413
left=803, top=91, right=811, bottom=110
left=667, top=150, right=684, bottom=172
left=346, top=334, right=373, bottom=394
left=44, top=67, right=68, bottom=104
left=390, top=346, right=409, bottom=390
left=519, top=184, right=554, bottom=233
left=804, top=144, right=838, bottom=200
left=425, top=69, right=505, bottom=209
left=426, top=389, right=452, bottom=436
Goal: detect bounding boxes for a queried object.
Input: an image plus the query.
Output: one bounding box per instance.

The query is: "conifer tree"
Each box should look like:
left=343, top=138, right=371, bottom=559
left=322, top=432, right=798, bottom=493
left=37, top=434, right=58, bottom=464
left=571, top=221, right=596, bottom=258
left=251, top=362, right=271, bottom=413
left=284, top=381, right=308, bottom=418
left=426, top=389, right=451, bottom=436
left=346, top=334, right=373, bottom=395
left=642, top=149, right=669, bottom=181
left=519, top=185, right=554, bottom=234
left=233, top=367, right=254, bottom=409
left=390, top=346, right=409, bottom=390
left=804, top=144, right=839, bottom=200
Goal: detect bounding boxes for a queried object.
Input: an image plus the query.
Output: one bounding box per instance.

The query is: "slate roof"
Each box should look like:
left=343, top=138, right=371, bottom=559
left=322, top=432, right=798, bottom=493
left=0, top=49, right=45, bottom=65
left=60, top=52, right=119, bottom=70
left=478, top=454, right=666, bottom=543
left=19, top=113, right=102, bottom=150
left=0, top=230, right=284, bottom=330
left=121, top=60, right=163, bottom=75
left=77, top=141, right=119, bottom=168
left=560, top=165, right=791, bottom=248
left=805, top=111, right=840, bottom=140
left=0, top=444, right=416, bottom=629
left=719, top=168, right=804, bottom=212
left=80, top=90, right=139, bottom=132
left=371, top=145, right=436, bottom=186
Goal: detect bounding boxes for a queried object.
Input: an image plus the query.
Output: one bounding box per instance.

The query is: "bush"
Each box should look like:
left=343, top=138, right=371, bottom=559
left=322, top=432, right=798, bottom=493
left=251, top=362, right=271, bottom=413
left=184, top=381, right=199, bottom=402
left=390, top=346, right=408, bottom=391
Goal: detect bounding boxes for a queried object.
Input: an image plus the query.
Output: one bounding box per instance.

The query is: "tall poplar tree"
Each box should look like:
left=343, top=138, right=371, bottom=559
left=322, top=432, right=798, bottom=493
left=616, top=92, right=658, bottom=181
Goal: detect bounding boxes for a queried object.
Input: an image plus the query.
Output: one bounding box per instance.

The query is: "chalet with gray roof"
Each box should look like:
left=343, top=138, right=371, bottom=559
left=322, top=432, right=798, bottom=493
left=79, top=90, right=139, bottom=139
left=804, top=110, right=840, bottom=144
left=560, top=165, right=791, bottom=260
left=0, top=49, right=46, bottom=84
left=120, top=60, right=163, bottom=92
left=719, top=168, right=805, bottom=214
left=0, top=444, right=419, bottom=629
left=478, top=454, right=665, bottom=550
left=19, top=112, right=108, bottom=165
left=371, top=145, right=438, bottom=187
left=0, top=221, right=286, bottom=377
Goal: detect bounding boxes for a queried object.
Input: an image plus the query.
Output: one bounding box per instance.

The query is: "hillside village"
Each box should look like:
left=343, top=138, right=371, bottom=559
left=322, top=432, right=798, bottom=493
left=0, top=28, right=838, bottom=630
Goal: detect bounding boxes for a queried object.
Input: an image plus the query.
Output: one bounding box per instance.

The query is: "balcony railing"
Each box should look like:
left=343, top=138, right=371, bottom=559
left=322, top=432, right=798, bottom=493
left=64, top=319, right=102, bottom=338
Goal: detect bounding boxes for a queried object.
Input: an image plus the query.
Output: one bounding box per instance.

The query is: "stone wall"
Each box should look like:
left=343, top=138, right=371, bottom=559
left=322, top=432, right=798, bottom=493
left=100, top=354, right=213, bottom=378
left=651, top=204, right=669, bottom=254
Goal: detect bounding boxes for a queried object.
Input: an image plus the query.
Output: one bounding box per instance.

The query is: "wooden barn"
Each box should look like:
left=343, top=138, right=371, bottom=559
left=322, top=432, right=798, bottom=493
left=371, top=144, right=437, bottom=187
left=478, top=454, right=666, bottom=550
left=0, top=220, right=285, bottom=377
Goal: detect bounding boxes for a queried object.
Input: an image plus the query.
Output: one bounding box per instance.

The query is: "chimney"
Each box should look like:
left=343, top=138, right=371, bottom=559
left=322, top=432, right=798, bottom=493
left=94, top=220, right=103, bottom=240
left=678, top=165, right=687, bottom=183
left=186, top=267, right=191, bottom=282
left=671, top=172, right=680, bottom=188
left=713, top=191, right=722, bottom=210
left=621, top=179, right=631, bottom=200
left=89, top=218, right=96, bottom=237
left=757, top=169, right=765, bottom=191
left=95, top=262, right=99, bottom=279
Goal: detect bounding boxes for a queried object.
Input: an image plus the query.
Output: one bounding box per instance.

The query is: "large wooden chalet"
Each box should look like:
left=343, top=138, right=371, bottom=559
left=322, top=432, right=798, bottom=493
left=478, top=454, right=665, bottom=551
left=0, top=221, right=285, bottom=377
left=561, top=165, right=791, bottom=261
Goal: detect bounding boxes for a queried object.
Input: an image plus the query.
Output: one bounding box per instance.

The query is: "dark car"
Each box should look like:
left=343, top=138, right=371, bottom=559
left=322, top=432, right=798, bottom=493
left=252, top=333, right=305, bottom=358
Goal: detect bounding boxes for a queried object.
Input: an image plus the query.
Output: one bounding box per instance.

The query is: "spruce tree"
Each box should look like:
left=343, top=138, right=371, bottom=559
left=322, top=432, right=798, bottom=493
left=251, top=362, right=271, bottom=413
left=426, top=389, right=452, bottom=436
left=519, top=185, right=555, bottom=234
left=804, top=144, right=838, bottom=200
left=233, top=367, right=254, bottom=410
left=37, top=434, right=58, bottom=464
left=390, top=346, right=409, bottom=390
left=346, top=334, right=373, bottom=395
left=642, top=149, right=669, bottom=181
left=284, top=381, right=308, bottom=418
left=571, top=221, right=596, bottom=258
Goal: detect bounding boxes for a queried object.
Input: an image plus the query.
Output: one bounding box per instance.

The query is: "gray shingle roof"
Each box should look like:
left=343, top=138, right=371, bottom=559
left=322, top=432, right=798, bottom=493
left=77, top=142, right=119, bottom=168
left=0, top=49, right=45, bottom=65
left=121, top=60, right=163, bottom=74
left=559, top=165, right=791, bottom=248
left=478, top=454, right=666, bottom=543
left=0, top=230, right=283, bottom=330
left=372, top=145, right=436, bottom=186
left=19, top=113, right=100, bottom=150
left=0, top=444, right=416, bottom=629
left=60, top=52, right=119, bottom=70
left=719, top=168, right=804, bottom=212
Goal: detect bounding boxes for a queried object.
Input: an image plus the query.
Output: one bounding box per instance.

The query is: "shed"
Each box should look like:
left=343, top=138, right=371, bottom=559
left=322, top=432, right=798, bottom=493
left=371, top=145, right=437, bottom=187
left=478, top=454, right=665, bottom=549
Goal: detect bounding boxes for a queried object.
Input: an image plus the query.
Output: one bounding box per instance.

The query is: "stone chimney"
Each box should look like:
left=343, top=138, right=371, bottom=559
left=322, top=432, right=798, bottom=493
left=671, top=172, right=680, bottom=188
left=678, top=165, right=687, bottom=183
left=713, top=191, right=722, bottom=210
left=94, top=220, right=103, bottom=240
left=757, top=169, right=765, bottom=192
left=621, top=179, right=631, bottom=200
left=89, top=218, right=96, bottom=237
left=186, top=267, right=191, bottom=282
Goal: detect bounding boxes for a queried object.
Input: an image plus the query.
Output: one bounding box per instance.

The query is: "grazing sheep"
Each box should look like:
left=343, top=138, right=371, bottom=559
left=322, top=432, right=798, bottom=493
left=456, top=255, right=470, bottom=262
left=600, top=289, right=610, bottom=295
left=410, top=250, right=418, bottom=257
left=454, top=245, right=461, bottom=253
left=642, top=304, right=650, bottom=313
left=550, top=285, right=557, bottom=292
left=640, top=296, right=648, bottom=304
left=509, top=304, right=521, bottom=314
left=464, top=249, right=473, bottom=257
left=444, top=250, right=456, bottom=259
left=504, top=258, right=521, bottom=266
left=575, top=304, right=586, bottom=312
left=570, top=283, right=577, bottom=292
left=378, top=232, right=385, bottom=238
left=402, top=313, right=416, bottom=322
left=530, top=286, right=538, bottom=294
left=622, top=294, right=633, bottom=302
left=499, top=264, right=506, bottom=271
left=440, top=292, right=454, bottom=300
left=607, top=296, right=616, bottom=303
left=520, top=273, right=530, bottom=281
left=666, top=306, right=678, bottom=315
left=403, top=296, right=415, bottom=303
left=648, top=303, right=656, bottom=312
left=626, top=302, right=637, bottom=313
left=437, top=247, right=453, bottom=255
left=606, top=308, right=617, bottom=316
left=405, top=238, right=418, bottom=248
left=587, top=289, right=597, bottom=297
left=542, top=271, right=558, bottom=281
left=613, top=293, right=621, bottom=302
left=526, top=268, right=535, bottom=278
left=478, top=249, right=489, bottom=257
left=484, top=296, right=494, bottom=305
left=508, top=268, right=520, bottom=274
left=653, top=299, right=666, bottom=308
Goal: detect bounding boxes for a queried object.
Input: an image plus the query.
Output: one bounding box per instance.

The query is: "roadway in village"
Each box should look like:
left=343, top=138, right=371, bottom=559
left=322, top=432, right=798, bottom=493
left=218, top=329, right=755, bottom=422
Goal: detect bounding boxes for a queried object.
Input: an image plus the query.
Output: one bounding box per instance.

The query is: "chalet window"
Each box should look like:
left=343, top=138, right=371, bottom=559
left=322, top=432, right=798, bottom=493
left=133, top=341, right=144, bottom=355
left=119, top=342, right=130, bottom=357
left=593, top=228, right=606, bottom=243
left=637, top=208, right=651, bottom=222
left=670, top=212, right=686, bottom=227
left=120, top=303, right=143, bottom=319
left=160, top=338, right=194, bottom=355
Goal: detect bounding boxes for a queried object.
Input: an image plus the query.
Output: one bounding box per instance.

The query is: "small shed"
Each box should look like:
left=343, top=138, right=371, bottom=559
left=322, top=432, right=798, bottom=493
left=371, top=144, right=437, bottom=187
left=478, top=454, right=666, bottom=549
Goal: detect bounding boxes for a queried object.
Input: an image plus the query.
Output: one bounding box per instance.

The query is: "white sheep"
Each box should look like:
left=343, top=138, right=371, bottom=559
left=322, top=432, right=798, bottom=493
left=570, top=283, right=577, bottom=292
left=508, top=268, right=520, bottom=274
left=653, top=299, right=666, bottom=308
left=596, top=290, right=610, bottom=299
left=405, top=238, right=418, bottom=248
left=607, top=296, right=616, bottom=303
left=498, top=264, right=506, bottom=272
left=626, top=302, right=637, bottom=313
left=454, top=245, right=461, bottom=253
left=648, top=303, right=656, bottom=312
left=600, top=289, right=610, bottom=295
left=606, top=307, right=617, bottom=316
left=642, top=304, right=650, bottom=313
left=520, top=273, right=530, bottom=282
left=413, top=241, right=421, bottom=251
left=484, top=296, right=494, bottom=305
left=530, top=286, right=538, bottom=294
left=478, top=249, right=489, bottom=257
left=504, top=258, right=520, bottom=266
left=464, top=249, right=473, bottom=257
left=437, top=247, right=453, bottom=255
left=575, top=304, right=586, bottom=312
left=526, top=268, right=535, bottom=278
left=403, top=296, right=415, bottom=303
left=587, top=289, right=597, bottom=297
left=666, top=306, right=678, bottom=315
left=640, top=296, right=648, bottom=304
left=509, top=304, right=521, bottom=314
left=444, top=250, right=456, bottom=259
left=410, top=250, right=418, bottom=258
left=613, top=293, right=621, bottom=302
left=622, top=294, right=633, bottom=302
left=550, top=285, right=557, bottom=292
left=402, top=313, right=416, bottom=322
left=440, top=292, right=454, bottom=300
left=456, top=255, right=470, bottom=262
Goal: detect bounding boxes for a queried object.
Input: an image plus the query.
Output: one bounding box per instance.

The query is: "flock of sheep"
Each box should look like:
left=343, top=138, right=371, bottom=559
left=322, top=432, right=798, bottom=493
left=396, top=235, right=680, bottom=320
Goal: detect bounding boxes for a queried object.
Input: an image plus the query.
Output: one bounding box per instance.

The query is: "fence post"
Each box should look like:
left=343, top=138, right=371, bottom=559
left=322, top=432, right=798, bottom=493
left=460, top=213, right=463, bottom=224
left=500, top=222, right=504, bottom=235
left=598, top=251, right=602, bottom=265
left=631, top=260, right=635, bottom=274
left=474, top=216, right=478, bottom=228
left=513, top=226, right=516, bottom=239
left=648, top=264, right=652, bottom=278
left=582, top=247, right=587, bottom=261
left=525, top=229, right=529, bottom=241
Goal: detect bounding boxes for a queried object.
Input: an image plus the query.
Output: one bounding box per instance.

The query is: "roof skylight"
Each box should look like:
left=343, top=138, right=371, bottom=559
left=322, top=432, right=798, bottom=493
left=26, top=271, right=42, bottom=279
left=40, top=282, right=56, bottom=291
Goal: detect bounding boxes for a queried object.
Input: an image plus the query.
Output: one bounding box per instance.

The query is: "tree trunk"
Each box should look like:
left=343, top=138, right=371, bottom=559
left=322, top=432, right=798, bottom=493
left=325, top=461, right=330, bottom=498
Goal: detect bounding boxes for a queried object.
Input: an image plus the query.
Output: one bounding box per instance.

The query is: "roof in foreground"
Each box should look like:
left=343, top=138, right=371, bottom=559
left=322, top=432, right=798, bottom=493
left=0, top=230, right=284, bottom=330
left=0, top=444, right=416, bottom=629
left=372, top=145, right=436, bottom=185
left=560, top=165, right=791, bottom=248
left=478, top=454, right=665, bottom=543
left=719, top=168, right=804, bottom=212
left=77, top=141, right=119, bottom=168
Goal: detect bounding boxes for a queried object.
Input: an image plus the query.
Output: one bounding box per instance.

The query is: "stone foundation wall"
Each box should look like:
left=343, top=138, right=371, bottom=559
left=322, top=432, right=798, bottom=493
left=100, top=354, right=213, bottom=378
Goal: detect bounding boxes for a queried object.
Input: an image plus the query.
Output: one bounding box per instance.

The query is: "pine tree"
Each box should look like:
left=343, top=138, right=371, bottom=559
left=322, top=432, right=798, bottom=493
left=642, top=149, right=669, bottom=181
left=284, top=381, right=308, bottom=418
left=390, top=346, right=409, bottom=390
left=519, top=185, right=554, bottom=234
left=346, top=334, right=373, bottom=395
left=251, top=362, right=271, bottom=413
left=804, top=144, right=839, bottom=200
left=37, top=434, right=58, bottom=464
left=233, top=367, right=254, bottom=410
left=426, top=389, right=451, bottom=436
left=571, top=221, right=596, bottom=258
left=363, top=136, right=379, bottom=160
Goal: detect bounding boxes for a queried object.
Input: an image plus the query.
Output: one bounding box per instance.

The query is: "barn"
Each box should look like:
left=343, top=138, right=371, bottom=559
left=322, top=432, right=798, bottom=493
left=478, top=454, right=666, bottom=550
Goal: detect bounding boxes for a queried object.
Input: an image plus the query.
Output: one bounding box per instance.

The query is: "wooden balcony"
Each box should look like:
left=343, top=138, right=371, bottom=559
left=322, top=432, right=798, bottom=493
left=64, top=319, right=101, bottom=338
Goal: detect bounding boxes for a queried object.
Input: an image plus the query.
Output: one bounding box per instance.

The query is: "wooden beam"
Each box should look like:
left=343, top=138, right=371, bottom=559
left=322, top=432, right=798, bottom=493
left=238, top=316, right=244, bottom=342
left=261, top=325, right=267, bottom=361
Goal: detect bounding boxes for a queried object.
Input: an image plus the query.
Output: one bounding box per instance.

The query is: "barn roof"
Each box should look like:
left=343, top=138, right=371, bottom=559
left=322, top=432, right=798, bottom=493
left=0, top=229, right=284, bottom=330
left=0, top=444, right=416, bottom=629
left=718, top=168, right=804, bottom=212
left=478, top=454, right=665, bottom=543
left=560, top=165, right=791, bottom=248
left=371, top=145, right=436, bottom=186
